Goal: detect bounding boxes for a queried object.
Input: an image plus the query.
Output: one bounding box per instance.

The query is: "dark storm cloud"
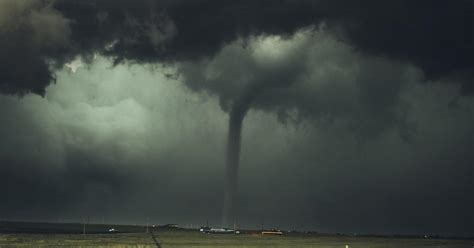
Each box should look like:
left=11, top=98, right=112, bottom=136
left=178, top=29, right=422, bottom=136
left=327, top=0, right=474, bottom=91
left=0, top=0, right=72, bottom=95
left=53, top=0, right=320, bottom=62
left=1, top=0, right=473, bottom=95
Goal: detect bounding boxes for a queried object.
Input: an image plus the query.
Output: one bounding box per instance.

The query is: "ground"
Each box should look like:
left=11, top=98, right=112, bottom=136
left=0, top=229, right=473, bottom=248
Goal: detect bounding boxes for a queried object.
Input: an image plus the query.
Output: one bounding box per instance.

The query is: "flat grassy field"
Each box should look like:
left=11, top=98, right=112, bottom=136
left=0, top=229, right=473, bottom=248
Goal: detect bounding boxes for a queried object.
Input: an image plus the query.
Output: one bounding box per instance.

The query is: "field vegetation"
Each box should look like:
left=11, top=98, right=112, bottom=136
left=0, top=221, right=472, bottom=247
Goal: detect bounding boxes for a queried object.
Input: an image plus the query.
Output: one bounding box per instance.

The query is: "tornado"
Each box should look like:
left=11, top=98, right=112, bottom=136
left=222, top=105, right=246, bottom=227
left=222, top=87, right=262, bottom=227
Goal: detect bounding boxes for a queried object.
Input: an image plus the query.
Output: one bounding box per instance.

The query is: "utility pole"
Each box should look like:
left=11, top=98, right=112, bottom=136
left=146, top=217, right=149, bottom=233
left=82, top=217, right=86, bottom=235
left=82, top=216, right=89, bottom=235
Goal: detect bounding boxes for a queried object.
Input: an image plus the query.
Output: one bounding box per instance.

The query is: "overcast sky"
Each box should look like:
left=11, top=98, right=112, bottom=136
left=0, top=0, right=473, bottom=236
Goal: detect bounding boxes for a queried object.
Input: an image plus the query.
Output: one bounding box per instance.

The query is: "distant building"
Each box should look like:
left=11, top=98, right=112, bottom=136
left=262, top=229, right=283, bottom=235
left=163, top=224, right=178, bottom=228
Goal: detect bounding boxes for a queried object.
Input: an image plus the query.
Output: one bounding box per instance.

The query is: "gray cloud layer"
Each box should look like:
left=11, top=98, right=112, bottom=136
left=1, top=48, right=473, bottom=236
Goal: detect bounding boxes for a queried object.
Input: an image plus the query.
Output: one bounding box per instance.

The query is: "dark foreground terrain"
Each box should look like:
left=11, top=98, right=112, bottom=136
left=0, top=221, right=472, bottom=247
